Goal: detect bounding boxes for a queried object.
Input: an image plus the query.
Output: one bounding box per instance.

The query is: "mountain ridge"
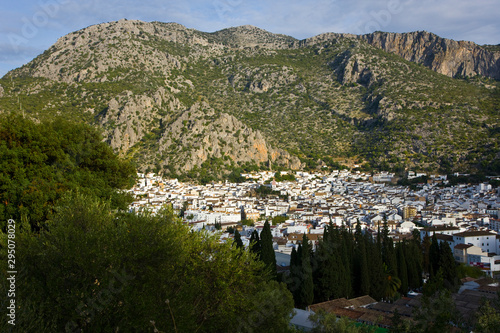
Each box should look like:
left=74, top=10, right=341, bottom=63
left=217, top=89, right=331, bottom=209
left=1, top=20, right=499, bottom=180
left=8, top=20, right=500, bottom=81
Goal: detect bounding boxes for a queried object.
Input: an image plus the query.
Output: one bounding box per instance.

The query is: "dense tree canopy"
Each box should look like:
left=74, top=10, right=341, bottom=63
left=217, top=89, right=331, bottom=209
left=0, top=114, right=136, bottom=230
left=0, top=193, right=294, bottom=332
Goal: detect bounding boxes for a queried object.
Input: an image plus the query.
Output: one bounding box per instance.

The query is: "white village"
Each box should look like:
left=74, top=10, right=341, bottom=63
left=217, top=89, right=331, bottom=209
left=129, top=170, right=500, bottom=277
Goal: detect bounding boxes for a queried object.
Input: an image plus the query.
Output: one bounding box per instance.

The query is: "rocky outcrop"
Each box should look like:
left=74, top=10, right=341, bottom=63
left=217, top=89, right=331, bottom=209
left=158, top=105, right=302, bottom=172
left=333, top=50, right=378, bottom=87
left=210, top=25, right=296, bottom=49
left=98, top=87, right=182, bottom=154
left=303, top=31, right=500, bottom=80
left=359, top=31, right=500, bottom=80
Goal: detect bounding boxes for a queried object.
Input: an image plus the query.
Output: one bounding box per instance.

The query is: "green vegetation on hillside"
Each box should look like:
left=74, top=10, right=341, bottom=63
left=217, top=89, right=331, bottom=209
left=0, top=114, right=136, bottom=230
left=0, top=113, right=295, bottom=331
left=0, top=193, right=294, bottom=332
left=1, top=21, right=499, bottom=181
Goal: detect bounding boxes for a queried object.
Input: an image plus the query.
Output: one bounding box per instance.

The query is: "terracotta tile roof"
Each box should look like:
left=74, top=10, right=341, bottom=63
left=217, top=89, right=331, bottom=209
left=349, top=295, right=377, bottom=308
left=308, top=298, right=352, bottom=313
left=331, top=307, right=364, bottom=320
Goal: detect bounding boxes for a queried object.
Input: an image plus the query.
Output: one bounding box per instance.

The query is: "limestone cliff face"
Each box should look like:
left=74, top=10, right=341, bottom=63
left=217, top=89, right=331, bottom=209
left=96, top=87, right=182, bottom=154
left=157, top=104, right=302, bottom=172
left=359, top=31, right=500, bottom=80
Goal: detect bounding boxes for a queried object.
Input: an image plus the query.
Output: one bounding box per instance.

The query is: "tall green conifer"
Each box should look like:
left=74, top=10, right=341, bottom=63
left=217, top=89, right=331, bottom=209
left=249, top=229, right=261, bottom=255
left=260, top=221, right=277, bottom=278
left=297, top=234, right=314, bottom=308
left=396, top=242, right=409, bottom=295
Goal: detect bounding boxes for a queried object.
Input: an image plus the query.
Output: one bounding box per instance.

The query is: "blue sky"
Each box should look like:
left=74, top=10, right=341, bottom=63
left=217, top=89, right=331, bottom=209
left=1, top=0, right=499, bottom=78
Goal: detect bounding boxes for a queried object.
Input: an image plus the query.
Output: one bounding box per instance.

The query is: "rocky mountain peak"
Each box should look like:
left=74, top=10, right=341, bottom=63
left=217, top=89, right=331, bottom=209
left=358, top=30, right=500, bottom=79
left=210, top=25, right=297, bottom=48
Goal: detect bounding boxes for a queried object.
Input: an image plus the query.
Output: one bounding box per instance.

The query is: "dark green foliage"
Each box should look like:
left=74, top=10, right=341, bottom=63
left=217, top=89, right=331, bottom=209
left=254, top=185, right=282, bottom=198
left=311, top=224, right=353, bottom=302
left=429, top=235, right=441, bottom=278
left=297, top=234, right=314, bottom=308
left=309, top=310, right=377, bottom=332
left=390, top=309, right=412, bottom=333
left=0, top=193, right=294, bottom=332
left=299, top=223, right=461, bottom=304
left=0, top=114, right=136, bottom=230
left=289, top=246, right=301, bottom=304
left=260, top=221, right=277, bottom=278
left=475, top=296, right=500, bottom=333
left=367, top=234, right=387, bottom=300
left=422, top=234, right=432, bottom=275
left=288, top=236, right=316, bottom=309
left=381, top=221, right=397, bottom=275
left=438, top=241, right=459, bottom=291
left=396, top=244, right=408, bottom=295
left=179, top=200, right=189, bottom=217
left=274, top=172, right=296, bottom=182
left=405, top=237, right=423, bottom=291
left=413, top=290, right=463, bottom=332
left=353, top=224, right=370, bottom=297
left=250, top=229, right=261, bottom=255
left=456, top=263, right=486, bottom=279
left=271, top=215, right=288, bottom=225
left=234, top=229, right=244, bottom=249
left=214, top=220, right=222, bottom=230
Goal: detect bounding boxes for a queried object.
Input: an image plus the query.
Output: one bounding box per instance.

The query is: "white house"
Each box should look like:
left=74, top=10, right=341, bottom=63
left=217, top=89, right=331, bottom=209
left=397, top=221, right=417, bottom=234
left=467, top=252, right=500, bottom=277
left=453, top=230, right=498, bottom=254
left=420, top=226, right=461, bottom=239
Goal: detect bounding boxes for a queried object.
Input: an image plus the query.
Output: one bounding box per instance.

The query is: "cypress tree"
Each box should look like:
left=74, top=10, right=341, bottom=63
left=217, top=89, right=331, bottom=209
left=353, top=228, right=370, bottom=297
left=340, top=229, right=353, bottom=298
left=233, top=229, right=244, bottom=249
left=297, top=234, right=314, bottom=308
left=382, top=221, right=397, bottom=276
left=249, top=229, right=261, bottom=255
left=368, top=231, right=386, bottom=300
left=429, top=234, right=440, bottom=278
left=406, top=239, right=423, bottom=290
left=288, top=246, right=301, bottom=306
left=260, top=221, right=277, bottom=278
left=312, top=224, right=342, bottom=302
left=396, top=242, right=409, bottom=295
left=312, top=237, right=329, bottom=302
left=422, top=234, right=432, bottom=275
left=438, top=241, right=459, bottom=291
